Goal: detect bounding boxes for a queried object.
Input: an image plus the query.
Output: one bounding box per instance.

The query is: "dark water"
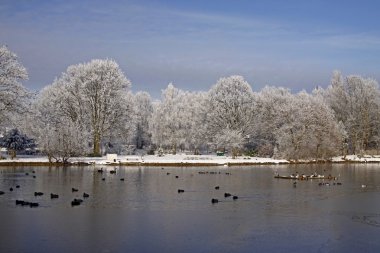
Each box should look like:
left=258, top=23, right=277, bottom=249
left=0, top=164, right=380, bottom=253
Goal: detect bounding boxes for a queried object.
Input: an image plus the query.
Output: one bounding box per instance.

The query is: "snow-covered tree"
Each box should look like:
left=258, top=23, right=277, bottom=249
left=131, top=91, right=153, bottom=150
left=206, top=75, right=254, bottom=156
left=46, top=59, right=131, bottom=156
left=0, top=45, right=29, bottom=124
left=150, top=83, right=187, bottom=154
left=252, top=86, right=293, bottom=156
left=185, top=91, right=208, bottom=154
left=324, top=71, right=380, bottom=154
left=275, top=91, right=344, bottom=160
left=0, top=128, right=35, bottom=159
left=31, top=84, right=90, bottom=162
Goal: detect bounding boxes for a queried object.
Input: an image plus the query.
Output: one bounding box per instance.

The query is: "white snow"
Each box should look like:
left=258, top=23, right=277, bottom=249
left=2, top=154, right=380, bottom=166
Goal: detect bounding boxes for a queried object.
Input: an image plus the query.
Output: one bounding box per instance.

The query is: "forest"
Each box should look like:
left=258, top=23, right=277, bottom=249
left=1, top=45, right=380, bottom=162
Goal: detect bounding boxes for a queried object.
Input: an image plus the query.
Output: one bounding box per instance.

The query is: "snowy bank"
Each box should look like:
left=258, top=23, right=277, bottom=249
left=0, top=154, right=288, bottom=166
left=1, top=154, right=380, bottom=166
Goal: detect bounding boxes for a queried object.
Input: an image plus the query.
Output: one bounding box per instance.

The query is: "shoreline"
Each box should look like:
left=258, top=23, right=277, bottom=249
left=1, top=154, right=380, bottom=167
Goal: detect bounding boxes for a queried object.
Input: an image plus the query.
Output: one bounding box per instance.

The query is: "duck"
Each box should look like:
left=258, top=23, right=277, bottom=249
left=211, top=198, right=219, bottom=204
left=50, top=193, right=59, bottom=199
left=0, top=191, right=4, bottom=195
left=71, top=198, right=83, bottom=206
left=224, top=193, right=232, bottom=198
left=233, top=196, right=238, bottom=200
left=177, top=189, right=185, bottom=193
left=34, top=192, right=43, bottom=196
left=215, top=186, right=220, bottom=190
left=29, top=202, right=39, bottom=208
left=72, top=188, right=79, bottom=192
left=83, top=192, right=89, bottom=198
left=97, top=168, right=103, bottom=173
left=16, top=200, right=26, bottom=205
left=9, top=187, right=13, bottom=192
left=102, top=178, right=106, bottom=181
left=120, top=178, right=125, bottom=181
left=175, top=176, right=179, bottom=179
left=16, top=185, right=20, bottom=188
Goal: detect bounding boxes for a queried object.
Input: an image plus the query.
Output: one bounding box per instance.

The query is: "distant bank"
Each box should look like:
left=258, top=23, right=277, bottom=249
left=1, top=154, right=380, bottom=167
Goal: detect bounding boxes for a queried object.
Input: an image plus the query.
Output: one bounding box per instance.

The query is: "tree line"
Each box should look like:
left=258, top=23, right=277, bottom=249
left=1, top=45, right=380, bottom=161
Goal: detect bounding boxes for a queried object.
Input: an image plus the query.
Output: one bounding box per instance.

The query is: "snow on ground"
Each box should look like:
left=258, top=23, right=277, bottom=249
left=0, top=154, right=288, bottom=165
left=1, top=154, right=380, bottom=166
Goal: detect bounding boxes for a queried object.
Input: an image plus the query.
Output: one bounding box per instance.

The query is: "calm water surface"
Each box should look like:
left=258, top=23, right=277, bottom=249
left=0, top=164, right=380, bottom=253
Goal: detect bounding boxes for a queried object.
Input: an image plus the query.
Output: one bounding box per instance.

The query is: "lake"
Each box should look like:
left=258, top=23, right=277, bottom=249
left=0, top=164, right=380, bottom=253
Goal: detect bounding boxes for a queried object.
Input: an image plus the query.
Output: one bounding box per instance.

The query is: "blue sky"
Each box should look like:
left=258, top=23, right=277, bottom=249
left=1, top=0, right=380, bottom=97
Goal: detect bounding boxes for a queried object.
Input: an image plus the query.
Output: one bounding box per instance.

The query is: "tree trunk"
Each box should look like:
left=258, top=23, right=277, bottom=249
left=93, top=132, right=101, bottom=156
left=9, top=149, right=16, bottom=159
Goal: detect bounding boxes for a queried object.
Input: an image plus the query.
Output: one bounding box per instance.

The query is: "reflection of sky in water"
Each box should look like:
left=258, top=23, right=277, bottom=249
left=0, top=164, right=380, bottom=253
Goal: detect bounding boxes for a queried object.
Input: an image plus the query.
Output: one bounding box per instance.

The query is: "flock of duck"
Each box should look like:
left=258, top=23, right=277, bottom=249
left=0, top=167, right=127, bottom=208
left=1, top=166, right=239, bottom=208
left=2, top=167, right=362, bottom=208
left=164, top=168, right=239, bottom=204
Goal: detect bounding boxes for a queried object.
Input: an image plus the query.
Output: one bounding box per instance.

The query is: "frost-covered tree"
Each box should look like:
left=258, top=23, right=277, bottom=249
left=324, top=71, right=380, bottom=154
left=150, top=83, right=187, bottom=154
left=275, top=91, right=344, bottom=160
left=46, top=59, right=131, bottom=156
left=252, top=86, right=293, bottom=156
left=0, top=45, right=29, bottom=124
left=0, top=128, right=35, bottom=159
left=185, top=91, right=208, bottom=154
left=206, top=75, right=254, bottom=156
left=31, top=84, right=90, bottom=162
left=131, top=91, right=153, bottom=150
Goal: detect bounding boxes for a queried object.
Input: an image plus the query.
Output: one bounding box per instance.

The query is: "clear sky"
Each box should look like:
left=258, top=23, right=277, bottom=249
left=1, top=0, right=380, bottom=97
